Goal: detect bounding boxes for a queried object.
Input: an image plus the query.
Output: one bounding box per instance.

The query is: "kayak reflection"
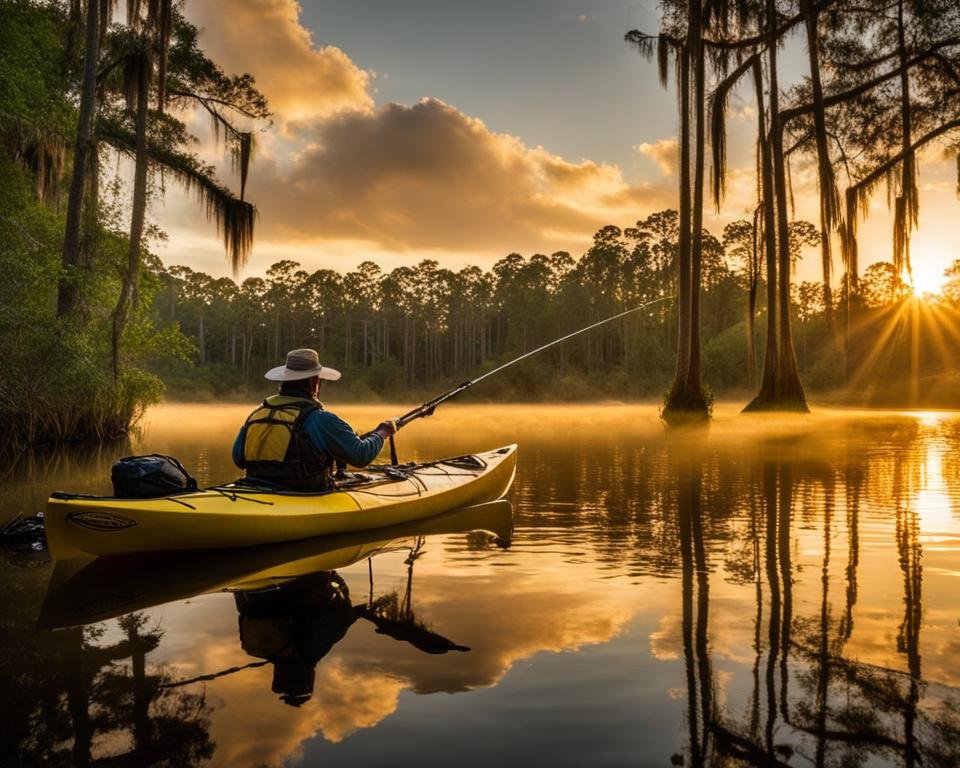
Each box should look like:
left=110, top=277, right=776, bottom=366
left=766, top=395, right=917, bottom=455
left=39, top=499, right=512, bottom=630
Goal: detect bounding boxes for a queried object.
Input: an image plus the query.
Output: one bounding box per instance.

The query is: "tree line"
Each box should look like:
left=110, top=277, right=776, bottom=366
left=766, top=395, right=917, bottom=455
left=5, top=0, right=960, bottom=448
left=152, top=210, right=960, bottom=406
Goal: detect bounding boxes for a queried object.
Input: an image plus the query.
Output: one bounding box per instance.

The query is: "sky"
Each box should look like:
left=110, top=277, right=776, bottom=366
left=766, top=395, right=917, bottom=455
left=149, top=0, right=960, bottom=292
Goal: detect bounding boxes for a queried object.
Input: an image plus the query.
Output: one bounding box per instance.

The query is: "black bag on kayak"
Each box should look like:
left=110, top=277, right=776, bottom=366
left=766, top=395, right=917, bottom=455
left=111, top=455, right=198, bottom=498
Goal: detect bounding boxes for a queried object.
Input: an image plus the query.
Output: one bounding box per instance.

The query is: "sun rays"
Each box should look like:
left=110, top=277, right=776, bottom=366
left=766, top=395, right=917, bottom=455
left=843, top=295, right=960, bottom=405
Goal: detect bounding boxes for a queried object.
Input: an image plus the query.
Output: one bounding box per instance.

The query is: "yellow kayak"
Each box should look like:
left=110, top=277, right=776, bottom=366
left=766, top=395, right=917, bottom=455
left=39, top=499, right=513, bottom=629
left=45, top=445, right=517, bottom=558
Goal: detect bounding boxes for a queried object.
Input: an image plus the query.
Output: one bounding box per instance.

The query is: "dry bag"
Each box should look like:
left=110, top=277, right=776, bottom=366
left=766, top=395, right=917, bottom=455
left=111, top=454, right=197, bottom=498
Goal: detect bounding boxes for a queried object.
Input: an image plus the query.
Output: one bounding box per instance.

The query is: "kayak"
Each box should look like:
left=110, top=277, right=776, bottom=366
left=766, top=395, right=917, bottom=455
left=39, top=498, right=513, bottom=629
left=45, top=445, right=517, bottom=559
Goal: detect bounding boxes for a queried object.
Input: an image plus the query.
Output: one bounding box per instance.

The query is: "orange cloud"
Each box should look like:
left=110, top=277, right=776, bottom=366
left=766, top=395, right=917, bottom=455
left=184, top=0, right=373, bottom=127
left=637, top=139, right=679, bottom=176
left=163, top=1, right=675, bottom=272
left=246, top=98, right=671, bottom=254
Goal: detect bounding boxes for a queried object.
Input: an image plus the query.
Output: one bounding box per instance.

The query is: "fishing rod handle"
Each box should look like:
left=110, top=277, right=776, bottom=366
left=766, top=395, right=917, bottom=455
left=396, top=381, right=473, bottom=428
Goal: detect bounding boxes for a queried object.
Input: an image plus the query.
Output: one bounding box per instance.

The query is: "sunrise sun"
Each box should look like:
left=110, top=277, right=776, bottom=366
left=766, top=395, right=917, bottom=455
left=907, top=243, right=955, bottom=297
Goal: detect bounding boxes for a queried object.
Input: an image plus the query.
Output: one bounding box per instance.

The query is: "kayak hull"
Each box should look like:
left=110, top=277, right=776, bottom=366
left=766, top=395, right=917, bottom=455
left=39, top=499, right=513, bottom=629
left=46, top=445, right=517, bottom=558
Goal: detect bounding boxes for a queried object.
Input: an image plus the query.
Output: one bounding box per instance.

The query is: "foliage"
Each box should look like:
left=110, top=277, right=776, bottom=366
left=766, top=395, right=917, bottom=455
left=0, top=1, right=213, bottom=452
left=0, top=153, right=184, bottom=450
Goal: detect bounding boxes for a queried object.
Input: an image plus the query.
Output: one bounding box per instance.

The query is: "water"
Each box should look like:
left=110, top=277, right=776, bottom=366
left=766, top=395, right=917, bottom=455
left=3, top=403, right=960, bottom=767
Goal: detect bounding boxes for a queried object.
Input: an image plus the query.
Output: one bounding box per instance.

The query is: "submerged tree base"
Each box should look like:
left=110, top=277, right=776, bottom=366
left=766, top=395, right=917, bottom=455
left=661, top=383, right=713, bottom=425
left=741, top=356, right=810, bottom=413
left=741, top=389, right=810, bottom=413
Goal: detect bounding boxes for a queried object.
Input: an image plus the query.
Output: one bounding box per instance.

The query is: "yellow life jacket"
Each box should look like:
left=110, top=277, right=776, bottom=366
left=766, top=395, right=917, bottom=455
left=240, top=395, right=332, bottom=491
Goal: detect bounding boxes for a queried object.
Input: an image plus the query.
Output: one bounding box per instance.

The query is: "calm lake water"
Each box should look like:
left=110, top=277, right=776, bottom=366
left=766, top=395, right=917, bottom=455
left=3, top=403, right=960, bottom=767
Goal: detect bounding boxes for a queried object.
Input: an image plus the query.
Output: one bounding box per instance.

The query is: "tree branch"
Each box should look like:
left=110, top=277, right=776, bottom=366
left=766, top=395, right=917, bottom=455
left=166, top=88, right=267, bottom=122
left=781, top=37, right=960, bottom=126
left=849, top=118, right=960, bottom=194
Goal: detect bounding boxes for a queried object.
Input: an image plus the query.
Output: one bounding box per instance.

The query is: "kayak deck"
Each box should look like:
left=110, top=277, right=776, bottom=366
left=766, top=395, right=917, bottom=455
left=46, top=445, right=517, bottom=558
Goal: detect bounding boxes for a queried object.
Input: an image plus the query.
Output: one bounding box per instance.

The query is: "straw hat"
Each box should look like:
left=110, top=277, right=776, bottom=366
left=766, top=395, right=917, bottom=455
left=265, top=349, right=342, bottom=382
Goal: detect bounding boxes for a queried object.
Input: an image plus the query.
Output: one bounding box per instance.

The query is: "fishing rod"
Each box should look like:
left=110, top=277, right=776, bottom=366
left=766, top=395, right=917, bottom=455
left=385, top=295, right=673, bottom=462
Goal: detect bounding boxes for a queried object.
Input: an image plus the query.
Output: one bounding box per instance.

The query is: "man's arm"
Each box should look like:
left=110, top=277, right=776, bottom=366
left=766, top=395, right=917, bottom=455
left=232, top=426, right=247, bottom=468
left=307, top=411, right=385, bottom=468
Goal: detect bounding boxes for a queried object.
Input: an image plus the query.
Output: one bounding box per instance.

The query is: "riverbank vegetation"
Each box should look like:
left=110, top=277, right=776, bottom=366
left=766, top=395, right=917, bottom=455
left=0, top=0, right=266, bottom=451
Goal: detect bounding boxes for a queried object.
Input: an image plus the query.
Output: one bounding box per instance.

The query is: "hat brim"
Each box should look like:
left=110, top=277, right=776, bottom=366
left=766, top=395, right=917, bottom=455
left=264, top=365, right=341, bottom=382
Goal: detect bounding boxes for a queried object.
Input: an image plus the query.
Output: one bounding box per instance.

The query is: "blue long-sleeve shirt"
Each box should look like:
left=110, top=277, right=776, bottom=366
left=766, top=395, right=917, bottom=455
left=233, top=396, right=384, bottom=469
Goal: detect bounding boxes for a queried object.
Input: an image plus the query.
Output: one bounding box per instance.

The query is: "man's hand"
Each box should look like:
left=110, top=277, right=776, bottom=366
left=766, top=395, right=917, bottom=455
left=374, top=419, right=398, bottom=440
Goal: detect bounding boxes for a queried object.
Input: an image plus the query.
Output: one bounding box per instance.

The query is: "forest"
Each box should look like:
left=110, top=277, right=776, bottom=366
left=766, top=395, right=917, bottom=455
left=0, top=0, right=264, bottom=451
left=3, top=0, right=960, bottom=447
left=627, top=0, right=960, bottom=420
left=151, top=216, right=960, bottom=408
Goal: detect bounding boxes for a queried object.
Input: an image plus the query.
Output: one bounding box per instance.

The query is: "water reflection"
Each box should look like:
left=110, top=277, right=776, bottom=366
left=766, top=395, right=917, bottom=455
left=176, top=554, right=468, bottom=710
left=19, top=501, right=510, bottom=765
left=3, top=605, right=215, bottom=766
left=670, top=447, right=960, bottom=767
left=3, top=405, right=960, bottom=766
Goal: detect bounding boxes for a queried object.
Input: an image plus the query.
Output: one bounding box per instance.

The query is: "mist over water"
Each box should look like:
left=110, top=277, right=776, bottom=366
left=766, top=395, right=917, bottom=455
left=3, top=403, right=960, bottom=766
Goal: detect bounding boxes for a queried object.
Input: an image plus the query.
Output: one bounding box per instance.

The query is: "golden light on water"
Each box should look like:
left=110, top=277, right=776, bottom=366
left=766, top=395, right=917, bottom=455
left=8, top=403, right=960, bottom=765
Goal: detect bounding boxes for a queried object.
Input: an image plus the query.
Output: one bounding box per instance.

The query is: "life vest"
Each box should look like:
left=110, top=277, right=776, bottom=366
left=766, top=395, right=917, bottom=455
left=239, top=395, right=332, bottom=491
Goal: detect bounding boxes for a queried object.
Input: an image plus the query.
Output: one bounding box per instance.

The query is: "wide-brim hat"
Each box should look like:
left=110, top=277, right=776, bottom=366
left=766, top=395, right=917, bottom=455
left=265, top=348, right=342, bottom=382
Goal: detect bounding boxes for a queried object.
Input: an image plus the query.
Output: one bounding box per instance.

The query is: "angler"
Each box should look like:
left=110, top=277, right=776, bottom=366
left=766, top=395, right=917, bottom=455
left=232, top=348, right=398, bottom=491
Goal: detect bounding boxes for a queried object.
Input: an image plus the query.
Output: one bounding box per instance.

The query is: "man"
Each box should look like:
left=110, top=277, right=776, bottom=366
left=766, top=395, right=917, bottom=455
left=233, top=348, right=396, bottom=491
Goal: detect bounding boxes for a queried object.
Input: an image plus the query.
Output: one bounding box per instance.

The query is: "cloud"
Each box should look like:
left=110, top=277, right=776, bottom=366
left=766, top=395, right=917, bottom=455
left=164, top=0, right=673, bottom=272
left=637, top=139, right=679, bottom=176
left=309, top=661, right=407, bottom=744
left=246, top=98, right=670, bottom=255
left=184, top=0, right=373, bottom=128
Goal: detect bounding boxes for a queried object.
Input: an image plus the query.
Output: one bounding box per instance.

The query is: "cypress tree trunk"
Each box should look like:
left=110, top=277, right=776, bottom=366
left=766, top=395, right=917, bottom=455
left=744, top=40, right=780, bottom=410
left=684, top=18, right=707, bottom=411
left=745, top=2, right=808, bottom=412
left=111, top=48, right=151, bottom=383
left=772, top=116, right=808, bottom=410
left=663, top=0, right=709, bottom=422
left=746, top=205, right=761, bottom=391
left=662, top=36, right=694, bottom=421
left=58, top=0, right=100, bottom=317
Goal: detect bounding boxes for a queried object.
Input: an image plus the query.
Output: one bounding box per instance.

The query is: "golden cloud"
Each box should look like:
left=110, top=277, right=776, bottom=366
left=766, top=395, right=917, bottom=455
left=184, top=0, right=373, bottom=127
left=246, top=98, right=672, bottom=254
left=309, top=661, right=407, bottom=743
left=162, top=0, right=678, bottom=267
left=637, top=139, right=679, bottom=176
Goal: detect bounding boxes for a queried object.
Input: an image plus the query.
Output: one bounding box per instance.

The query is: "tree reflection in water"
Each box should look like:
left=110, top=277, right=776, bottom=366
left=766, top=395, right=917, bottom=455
left=6, top=412, right=960, bottom=765
left=672, top=448, right=960, bottom=768
left=6, top=612, right=213, bottom=767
